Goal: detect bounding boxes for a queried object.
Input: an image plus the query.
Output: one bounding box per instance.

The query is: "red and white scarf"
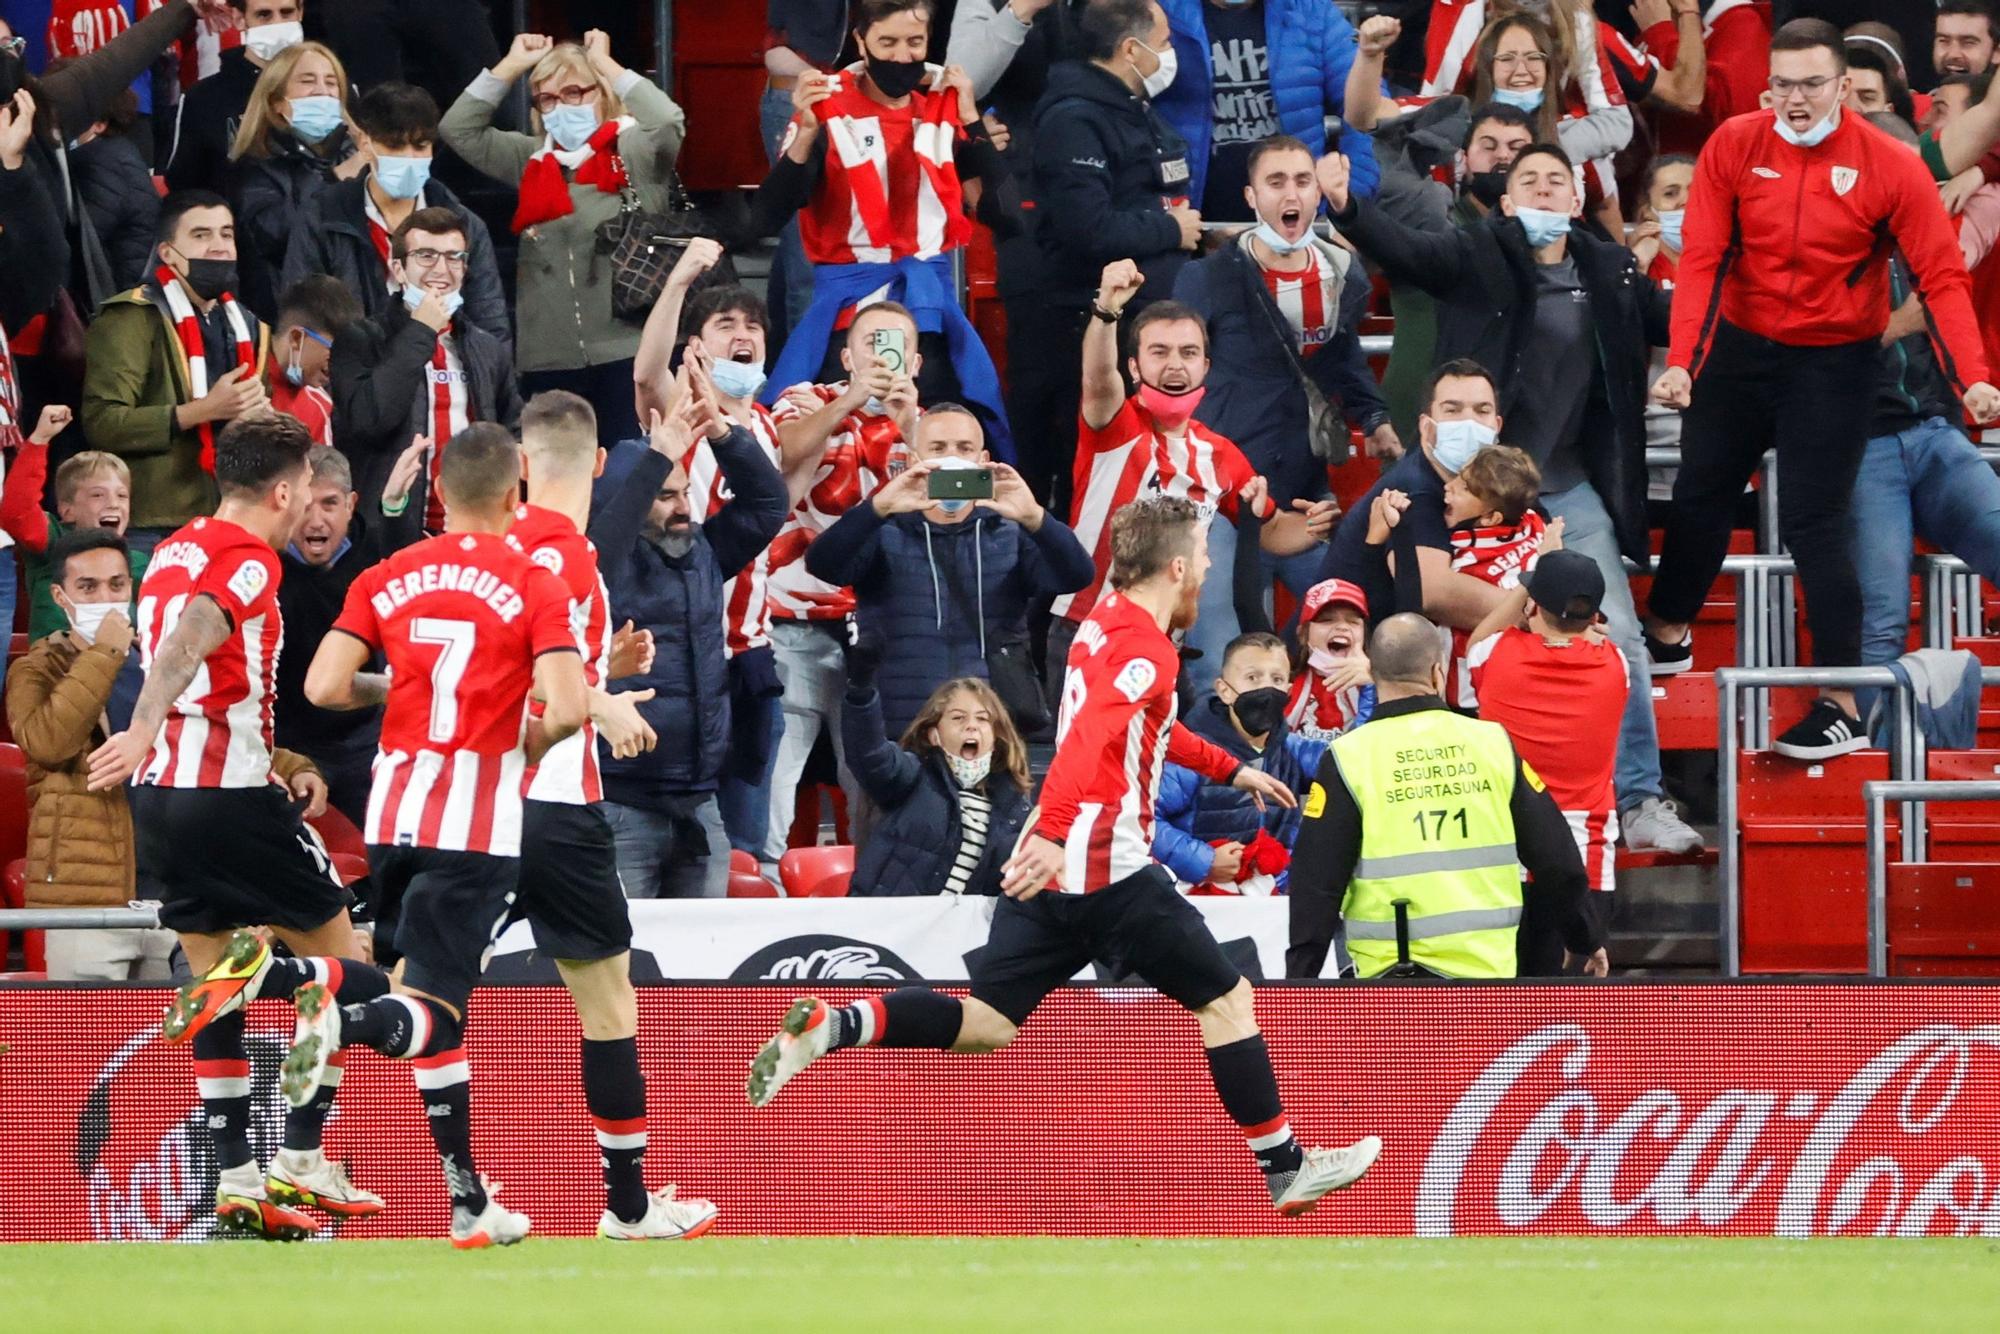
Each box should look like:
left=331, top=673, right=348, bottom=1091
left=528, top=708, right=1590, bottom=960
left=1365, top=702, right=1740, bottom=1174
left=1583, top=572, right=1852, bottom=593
left=156, top=266, right=255, bottom=474
left=511, top=117, right=635, bottom=234
left=423, top=330, right=473, bottom=532
left=0, top=319, right=23, bottom=452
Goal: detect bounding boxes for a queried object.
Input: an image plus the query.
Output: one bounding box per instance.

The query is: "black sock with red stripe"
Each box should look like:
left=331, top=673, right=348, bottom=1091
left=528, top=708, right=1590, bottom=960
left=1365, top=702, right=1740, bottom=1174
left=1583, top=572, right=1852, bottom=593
left=192, top=1009, right=254, bottom=1172
left=1205, top=1035, right=1304, bottom=1194
left=259, top=955, right=392, bottom=1005
left=407, top=1008, right=486, bottom=1216
left=582, top=1037, right=648, bottom=1224
left=827, top=989, right=962, bottom=1050
left=338, top=993, right=433, bottom=1057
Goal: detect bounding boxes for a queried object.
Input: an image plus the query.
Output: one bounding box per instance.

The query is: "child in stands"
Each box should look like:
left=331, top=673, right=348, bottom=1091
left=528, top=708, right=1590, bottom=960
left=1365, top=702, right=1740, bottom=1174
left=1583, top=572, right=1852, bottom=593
left=1283, top=578, right=1375, bottom=746
left=1441, top=445, right=1545, bottom=706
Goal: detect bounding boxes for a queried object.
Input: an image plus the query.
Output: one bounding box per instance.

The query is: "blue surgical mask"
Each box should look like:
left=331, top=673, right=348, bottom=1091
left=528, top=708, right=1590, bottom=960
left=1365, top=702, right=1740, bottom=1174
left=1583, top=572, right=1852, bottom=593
left=1490, top=86, right=1545, bottom=113
left=543, top=103, right=602, bottom=153
left=1773, top=107, right=1839, bottom=148
left=402, top=284, right=464, bottom=319
left=1656, top=207, right=1685, bottom=253
left=1252, top=220, right=1315, bottom=255
left=708, top=356, right=767, bottom=402
left=372, top=152, right=432, bottom=201
left=287, top=95, right=344, bottom=144
left=1429, top=418, right=1498, bottom=474
left=1513, top=205, right=1571, bottom=248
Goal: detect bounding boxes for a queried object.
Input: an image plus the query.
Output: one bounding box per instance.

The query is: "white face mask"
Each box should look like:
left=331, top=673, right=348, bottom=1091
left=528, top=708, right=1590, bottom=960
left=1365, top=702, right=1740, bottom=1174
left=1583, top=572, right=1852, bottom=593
left=243, top=21, right=304, bottom=63
left=1773, top=105, right=1840, bottom=148
left=945, top=750, right=992, bottom=788
left=1131, top=39, right=1179, bottom=99
left=67, top=599, right=127, bottom=645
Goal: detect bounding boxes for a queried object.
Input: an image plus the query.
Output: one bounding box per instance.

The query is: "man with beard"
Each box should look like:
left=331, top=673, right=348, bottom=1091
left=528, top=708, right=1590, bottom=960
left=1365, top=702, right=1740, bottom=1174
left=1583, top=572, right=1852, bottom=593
left=595, top=354, right=790, bottom=899
left=747, top=494, right=1383, bottom=1222
left=1935, top=2, right=2000, bottom=80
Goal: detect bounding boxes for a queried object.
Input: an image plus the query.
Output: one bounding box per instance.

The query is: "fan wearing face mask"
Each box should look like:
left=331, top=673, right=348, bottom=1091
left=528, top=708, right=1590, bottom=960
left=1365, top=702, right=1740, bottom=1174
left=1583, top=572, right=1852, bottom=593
left=1322, top=146, right=1703, bottom=856
left=441, top=29, right=685, bottom=445
left=281, top=82, right=510, bottom=348
left=167, top=0, right=309, bottom=195
left=1152, top=632, right=1329, bottom=898
left=326, top=208, right=521, bottom=535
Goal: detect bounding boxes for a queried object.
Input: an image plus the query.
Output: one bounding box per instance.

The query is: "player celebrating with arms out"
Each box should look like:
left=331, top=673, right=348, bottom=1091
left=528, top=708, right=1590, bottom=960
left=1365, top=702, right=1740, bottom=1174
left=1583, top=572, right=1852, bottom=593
left=281, top=423, right=598, bottom=1248
left=748, top=496, right=1382, bottom=1217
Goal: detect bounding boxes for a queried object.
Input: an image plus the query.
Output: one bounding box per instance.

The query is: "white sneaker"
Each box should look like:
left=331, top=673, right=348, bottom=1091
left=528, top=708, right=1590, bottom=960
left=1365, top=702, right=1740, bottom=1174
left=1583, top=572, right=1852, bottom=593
left=599, top=1185, right=720, bottom=1240
left=267, top=1148, right=384, bottom=1219
left=451, top=1177, right=532, bottom=1249
left=215, top=1162, right=317, bottom=1240
left=1273, top=1137, right=1383, bottom=1217
left=1620, top=796, right=1705, bottom=856
left=746, top=997, right=834, bottom=1108
left=280, top=982, right=342, bottom=1109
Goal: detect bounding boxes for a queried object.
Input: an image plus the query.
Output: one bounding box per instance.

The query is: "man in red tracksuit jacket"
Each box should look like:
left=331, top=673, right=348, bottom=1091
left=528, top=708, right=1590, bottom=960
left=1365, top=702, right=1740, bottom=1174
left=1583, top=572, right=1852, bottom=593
left=1646, top=17, right=2000, bottom=761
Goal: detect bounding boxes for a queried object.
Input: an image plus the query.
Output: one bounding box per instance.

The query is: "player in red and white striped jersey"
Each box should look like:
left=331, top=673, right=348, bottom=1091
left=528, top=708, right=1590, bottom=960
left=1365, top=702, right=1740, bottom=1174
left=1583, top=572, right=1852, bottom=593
left=90, top=414, right=392, bottom=1239
left=748, top=496, right=1382, bottom=1219
left=285, top=422, right=601, bottom=1248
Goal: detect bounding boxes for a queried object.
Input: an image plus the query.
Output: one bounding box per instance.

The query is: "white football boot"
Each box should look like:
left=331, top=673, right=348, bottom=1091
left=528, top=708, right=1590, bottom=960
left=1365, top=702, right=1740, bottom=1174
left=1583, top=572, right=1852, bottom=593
left=1273, top=1136, right=1384, bottom=1217
left=746, top=996, right=835, bottom=1108
left=451, top=1177, right=532, bottom=1249
left=267, top=1148, right=384, bottom=1219
left=599, top=1185, right=721, bottom=1241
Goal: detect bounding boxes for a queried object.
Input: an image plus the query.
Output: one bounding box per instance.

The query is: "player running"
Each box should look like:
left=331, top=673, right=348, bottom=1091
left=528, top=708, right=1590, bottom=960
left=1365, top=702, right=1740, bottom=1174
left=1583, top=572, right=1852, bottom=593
left=280, top=422, right=598, bottom=1248
left=86, top=414, right=393, bottom=1239
left=748, top=496, right=1382, bottom=1216
left=501, top=386, right=721, bottom=1241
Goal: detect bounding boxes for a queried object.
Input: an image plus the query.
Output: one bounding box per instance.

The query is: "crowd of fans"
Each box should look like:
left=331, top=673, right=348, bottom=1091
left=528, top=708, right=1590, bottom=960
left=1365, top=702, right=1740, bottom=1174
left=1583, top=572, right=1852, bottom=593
left=4, top=0, right=2000, bottom=981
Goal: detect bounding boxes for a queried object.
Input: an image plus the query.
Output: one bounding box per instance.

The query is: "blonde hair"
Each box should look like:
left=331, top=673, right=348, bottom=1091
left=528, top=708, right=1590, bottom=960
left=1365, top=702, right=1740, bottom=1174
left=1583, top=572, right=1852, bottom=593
left=526, top=44, right=626, bottom=139
left=521, top=389, right=600, bottom=477
left=55, top=452, right=131, bottom=508
left=899, top=678, right=1031, bottom=794
left=231, top=41, right=351, bottom=161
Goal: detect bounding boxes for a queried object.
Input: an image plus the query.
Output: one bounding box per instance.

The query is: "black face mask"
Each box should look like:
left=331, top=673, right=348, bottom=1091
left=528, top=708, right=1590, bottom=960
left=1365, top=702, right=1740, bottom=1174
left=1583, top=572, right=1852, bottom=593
left=866, top=54, right=929, bottom=100
left=178, top=256, right=238, bottom=301
left=1465, top=169, right=1509, bottom=208
left=1229, top=686, right=1289, bottom=737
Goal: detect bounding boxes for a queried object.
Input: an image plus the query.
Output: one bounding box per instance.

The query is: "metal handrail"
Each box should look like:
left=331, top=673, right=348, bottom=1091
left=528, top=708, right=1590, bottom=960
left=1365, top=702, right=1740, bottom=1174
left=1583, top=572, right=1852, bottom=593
left=0, top=907, right=161, bottom=930
left=1863, top=779, right=2000, bottom=977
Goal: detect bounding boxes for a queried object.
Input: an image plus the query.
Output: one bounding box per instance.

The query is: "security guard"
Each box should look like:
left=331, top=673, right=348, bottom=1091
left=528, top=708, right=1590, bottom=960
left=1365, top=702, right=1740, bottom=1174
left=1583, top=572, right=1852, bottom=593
left=1286, top=612, right=1603, bottom=979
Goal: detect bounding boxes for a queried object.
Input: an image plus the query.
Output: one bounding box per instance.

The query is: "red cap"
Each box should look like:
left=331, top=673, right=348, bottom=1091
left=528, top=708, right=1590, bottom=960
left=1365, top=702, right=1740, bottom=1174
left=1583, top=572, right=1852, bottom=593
left=1299, top=578, right=1369, bottom=624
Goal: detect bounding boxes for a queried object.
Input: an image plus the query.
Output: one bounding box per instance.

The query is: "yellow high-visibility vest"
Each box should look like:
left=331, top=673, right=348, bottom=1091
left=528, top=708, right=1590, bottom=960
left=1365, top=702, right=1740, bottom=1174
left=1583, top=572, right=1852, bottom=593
left=1324, top=706, right=1524, bottom=978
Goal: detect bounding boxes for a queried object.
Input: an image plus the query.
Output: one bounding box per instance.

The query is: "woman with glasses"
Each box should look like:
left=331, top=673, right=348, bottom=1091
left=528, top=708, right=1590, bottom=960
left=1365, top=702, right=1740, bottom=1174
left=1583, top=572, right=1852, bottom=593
left=229, top=41, right=364, bottom=320
left=440, top=29, right=685, bottom=445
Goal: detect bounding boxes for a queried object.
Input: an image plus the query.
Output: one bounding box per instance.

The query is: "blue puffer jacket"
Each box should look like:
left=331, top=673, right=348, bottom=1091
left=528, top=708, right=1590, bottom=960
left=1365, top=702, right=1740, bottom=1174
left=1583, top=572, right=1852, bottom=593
left=1154, top=0, right=1380, bottom=207
left=805, top=502, right=1094, bottom=741
left=1153, top=692, right=1326, bottom=891
left=843, top=685, right=1031, bottom=897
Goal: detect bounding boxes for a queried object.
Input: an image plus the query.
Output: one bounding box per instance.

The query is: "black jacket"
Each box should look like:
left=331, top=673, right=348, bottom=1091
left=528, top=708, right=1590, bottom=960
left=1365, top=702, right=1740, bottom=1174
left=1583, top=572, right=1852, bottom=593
left=280, top=174, right=511, bottom=351
left=327, top=303, right=523, bottom=513
left=230, top=126, right=355, bottom=319
left=1029, top=60, right=1193, bottom=310
left=70, top=132, right=161, bottom=291
left=1331, top=194, right=1670, bottom=568
left=593, top=432, right=791, bottom=802
left=842, top=684, right=1031, bottom=897
left=163, top=47, right=262, bottom=195
left=0, top=159, right=68, bottom=331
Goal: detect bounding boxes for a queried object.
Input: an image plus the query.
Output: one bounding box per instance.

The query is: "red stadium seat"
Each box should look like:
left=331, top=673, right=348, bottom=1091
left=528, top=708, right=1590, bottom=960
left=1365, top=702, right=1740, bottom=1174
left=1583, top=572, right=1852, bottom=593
left=308, top=805, right=368, bottom=863
left=1649, top=672, right=1717, bottom=752
left=1736, top=745, right=1893, bottom=974
left=780, top=845, right=855, bottom=898
left=730, top=848, right=756, bottom=875
left=331, top=853, right=370, bottom=886
left=1920, top=750, right=2000, bottom=864
left=1886, top=861, right=2000, bottom=976
left=728, top=871, right=780, bottom=899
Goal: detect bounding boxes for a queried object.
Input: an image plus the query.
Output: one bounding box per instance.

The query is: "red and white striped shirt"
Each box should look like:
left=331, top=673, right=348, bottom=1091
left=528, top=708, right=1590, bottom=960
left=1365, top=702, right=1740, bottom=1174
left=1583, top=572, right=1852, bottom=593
left=790, top=66, right=970, bottom=265
left=135, top=517, right=285, bottom=789
left=508, top=504, right=612, bottom=806
left=766, top=382, right=912, bottom=622
left=422, top=332, right=474, bottom=534
left=1261, top=247, right=1346, bottom=358
left=46, top=1, right=162, bottom=58
left=333, top=532, right=577, bottom=856
left=684, top=404, right=784, bottom=655
left=1445, top=512, right=1544, bottom=708
left=1466, top=626, right=1629, bottom=891
left=1053, top=398, right=1265, bottom=624
left=1039, top=593, right=1240, bottom=893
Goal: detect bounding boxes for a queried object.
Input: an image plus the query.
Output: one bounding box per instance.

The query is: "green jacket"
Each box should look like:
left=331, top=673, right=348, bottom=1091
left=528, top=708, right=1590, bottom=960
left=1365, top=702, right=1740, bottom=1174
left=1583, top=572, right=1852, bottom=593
left=441, top=68, right=686, bottom=375
left=79, top=285, right=269, bottom=529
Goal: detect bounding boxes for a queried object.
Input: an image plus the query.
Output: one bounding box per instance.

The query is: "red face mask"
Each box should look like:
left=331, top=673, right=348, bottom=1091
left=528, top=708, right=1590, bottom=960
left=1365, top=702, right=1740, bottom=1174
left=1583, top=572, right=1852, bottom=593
left=1137, top=380, right=1206, bottom=430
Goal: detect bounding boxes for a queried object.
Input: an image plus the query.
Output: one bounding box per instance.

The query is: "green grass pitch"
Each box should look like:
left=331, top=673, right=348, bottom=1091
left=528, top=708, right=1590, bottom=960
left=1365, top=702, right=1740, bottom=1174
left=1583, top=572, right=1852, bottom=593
left=6, top=1237, right=2000, bottom=1332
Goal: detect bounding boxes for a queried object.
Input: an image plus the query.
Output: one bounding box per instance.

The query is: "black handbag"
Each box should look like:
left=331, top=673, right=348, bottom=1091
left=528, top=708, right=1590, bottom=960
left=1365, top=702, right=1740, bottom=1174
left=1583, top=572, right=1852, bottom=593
left=595, top=174, right=736, bottom=324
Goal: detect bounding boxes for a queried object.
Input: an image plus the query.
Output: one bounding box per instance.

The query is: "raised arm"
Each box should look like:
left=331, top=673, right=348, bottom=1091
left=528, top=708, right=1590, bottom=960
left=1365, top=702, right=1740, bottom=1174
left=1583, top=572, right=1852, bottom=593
left=1344, top=16, right=1400, bottom=132
left=951, top=0, right=1051, bottom=100
left=1082, top=260, right=1144, bottom=431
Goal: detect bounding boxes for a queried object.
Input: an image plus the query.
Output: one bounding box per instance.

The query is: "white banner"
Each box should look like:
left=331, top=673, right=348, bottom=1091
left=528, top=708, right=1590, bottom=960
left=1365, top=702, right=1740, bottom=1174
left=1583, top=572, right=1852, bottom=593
left=489, top=897, right=1331, bottom=983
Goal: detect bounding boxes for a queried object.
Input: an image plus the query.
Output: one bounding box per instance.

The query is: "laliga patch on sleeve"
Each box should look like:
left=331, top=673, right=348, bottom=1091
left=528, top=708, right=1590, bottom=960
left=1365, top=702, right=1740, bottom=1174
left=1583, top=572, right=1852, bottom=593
left=1112, top=656, right=1157, bottom=704
left=530, top=546, right=564, bottom=576
left=226, top=559, right=269, bottom=606
left=1522, top=759, right=1546, bottom=793
left=1303, top=782, right=1327, bottom=820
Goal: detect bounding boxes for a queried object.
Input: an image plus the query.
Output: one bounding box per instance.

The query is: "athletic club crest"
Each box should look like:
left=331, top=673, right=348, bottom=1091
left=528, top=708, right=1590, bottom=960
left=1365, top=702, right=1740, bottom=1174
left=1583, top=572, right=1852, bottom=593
left=1831, top=166, right=1858, bottom=196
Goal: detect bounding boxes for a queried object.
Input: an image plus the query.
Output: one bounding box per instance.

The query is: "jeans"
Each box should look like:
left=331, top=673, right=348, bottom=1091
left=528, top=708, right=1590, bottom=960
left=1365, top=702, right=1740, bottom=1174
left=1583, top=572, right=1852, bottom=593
left=1852, top=416, right=2000, bottom=713
left=718, top=690, right=785, bottom=857
left=604, top=797, right=728, bottom=899
left=759, top=85, right=815, bottom=346
left=765, top=619, right=858, bottom=865
left=521, top=359, right=642, bottom=446
left=1187, top=515, right=1243, bottom=674
left=0, top=546, right=15, bottom=652
left=1540, top=480, right=1665, bottom=810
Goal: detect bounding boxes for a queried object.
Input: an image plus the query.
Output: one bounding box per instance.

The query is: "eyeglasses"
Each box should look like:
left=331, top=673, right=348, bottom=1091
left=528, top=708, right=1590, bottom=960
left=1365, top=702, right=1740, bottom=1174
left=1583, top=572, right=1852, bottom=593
left=403, top=247, right=469, bottom=270
left=531, top=84, right=599, bottom=113
left=1, top=37, right=26, bottom=57
left=1492, top=51, right=1549, bottom=69
left=1768, top=74, right=1837, bottom=98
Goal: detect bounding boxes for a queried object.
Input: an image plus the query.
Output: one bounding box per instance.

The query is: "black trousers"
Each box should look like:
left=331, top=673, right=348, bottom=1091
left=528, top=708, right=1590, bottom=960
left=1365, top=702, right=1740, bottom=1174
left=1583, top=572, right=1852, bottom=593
left=1003, top=292, right=1087, bottom=514
left=319, top=0, right=499, bottom=97
left=1648, top=320, right=1880, bottom=667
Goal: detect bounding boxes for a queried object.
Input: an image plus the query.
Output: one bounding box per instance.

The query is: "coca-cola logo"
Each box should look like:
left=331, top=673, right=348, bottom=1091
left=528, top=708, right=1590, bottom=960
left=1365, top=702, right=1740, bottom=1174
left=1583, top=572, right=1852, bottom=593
left=1418, top=1023, right=2000, bottom=1237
